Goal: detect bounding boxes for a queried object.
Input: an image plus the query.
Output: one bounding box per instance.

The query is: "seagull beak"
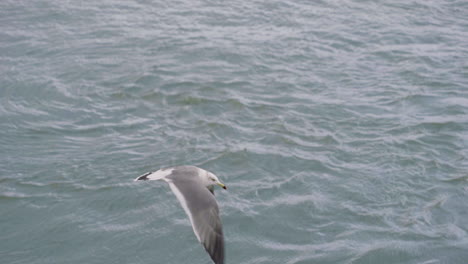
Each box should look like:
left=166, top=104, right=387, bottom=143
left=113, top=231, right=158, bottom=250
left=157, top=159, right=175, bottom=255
left=217, top=182, right=227, bottom=190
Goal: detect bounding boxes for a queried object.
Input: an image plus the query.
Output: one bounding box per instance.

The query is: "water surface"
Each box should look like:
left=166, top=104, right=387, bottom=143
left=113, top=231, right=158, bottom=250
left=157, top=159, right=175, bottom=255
left=1, top=1, right=468, bottom=263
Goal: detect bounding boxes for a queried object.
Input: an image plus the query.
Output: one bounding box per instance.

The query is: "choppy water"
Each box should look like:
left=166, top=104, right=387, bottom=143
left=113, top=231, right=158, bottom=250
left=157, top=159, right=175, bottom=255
left=1, top=1, right=468, bottom=263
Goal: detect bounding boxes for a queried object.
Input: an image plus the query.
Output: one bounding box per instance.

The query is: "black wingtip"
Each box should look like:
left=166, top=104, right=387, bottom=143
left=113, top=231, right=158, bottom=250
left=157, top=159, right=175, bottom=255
left=134, top=172, right=151, bottom=181
left=205, top=232, right=224, bottom=264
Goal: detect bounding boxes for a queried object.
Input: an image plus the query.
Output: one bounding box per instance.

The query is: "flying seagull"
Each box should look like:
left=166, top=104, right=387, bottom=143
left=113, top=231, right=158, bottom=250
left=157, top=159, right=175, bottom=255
left=134, top=165, right=227, bottom=264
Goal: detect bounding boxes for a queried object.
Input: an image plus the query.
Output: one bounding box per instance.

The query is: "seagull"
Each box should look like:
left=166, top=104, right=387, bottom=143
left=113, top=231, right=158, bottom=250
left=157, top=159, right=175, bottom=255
left=134, top=165, right=227, bottom=264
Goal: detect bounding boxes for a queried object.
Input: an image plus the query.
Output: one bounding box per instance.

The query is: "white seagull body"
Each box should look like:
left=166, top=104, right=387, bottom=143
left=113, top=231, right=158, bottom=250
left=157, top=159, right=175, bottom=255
left=134, top=165, right=227, bottom=264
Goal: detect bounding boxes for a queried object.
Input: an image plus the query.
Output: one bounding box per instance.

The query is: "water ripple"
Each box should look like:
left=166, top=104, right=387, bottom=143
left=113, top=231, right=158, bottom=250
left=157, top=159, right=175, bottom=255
left=1, top=0, right=468, bottom=263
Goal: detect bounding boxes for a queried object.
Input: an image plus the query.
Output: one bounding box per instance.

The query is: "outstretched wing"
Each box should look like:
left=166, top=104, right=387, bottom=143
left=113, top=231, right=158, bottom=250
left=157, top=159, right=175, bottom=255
left=167, top=177, right=224, bottom=264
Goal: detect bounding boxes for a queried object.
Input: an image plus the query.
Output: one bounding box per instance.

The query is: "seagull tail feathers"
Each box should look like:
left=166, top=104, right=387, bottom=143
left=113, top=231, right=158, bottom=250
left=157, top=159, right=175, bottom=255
left=134, top=171, right=152, bottom=181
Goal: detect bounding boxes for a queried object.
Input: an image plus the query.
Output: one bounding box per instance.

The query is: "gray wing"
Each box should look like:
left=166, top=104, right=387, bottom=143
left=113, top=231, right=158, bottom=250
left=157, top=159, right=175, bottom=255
left=167, top=176, right=224, bottom=264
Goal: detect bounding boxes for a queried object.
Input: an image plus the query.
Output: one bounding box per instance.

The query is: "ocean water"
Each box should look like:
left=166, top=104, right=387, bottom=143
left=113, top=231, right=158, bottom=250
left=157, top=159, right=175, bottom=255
left=1, top=0, right=468, bottom=263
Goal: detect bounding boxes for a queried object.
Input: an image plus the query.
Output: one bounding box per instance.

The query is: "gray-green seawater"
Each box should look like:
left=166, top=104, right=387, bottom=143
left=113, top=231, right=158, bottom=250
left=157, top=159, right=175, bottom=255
left=1, top=1, right=467, bottom=263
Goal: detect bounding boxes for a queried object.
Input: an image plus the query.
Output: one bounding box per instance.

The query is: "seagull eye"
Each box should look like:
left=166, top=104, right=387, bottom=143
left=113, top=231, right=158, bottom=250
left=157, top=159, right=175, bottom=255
left=211, top=178, right=216, bottom=181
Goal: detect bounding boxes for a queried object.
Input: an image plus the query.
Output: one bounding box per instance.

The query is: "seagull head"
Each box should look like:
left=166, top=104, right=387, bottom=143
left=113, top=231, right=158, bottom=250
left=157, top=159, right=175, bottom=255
left=203, top=170, right=227, bottom=190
